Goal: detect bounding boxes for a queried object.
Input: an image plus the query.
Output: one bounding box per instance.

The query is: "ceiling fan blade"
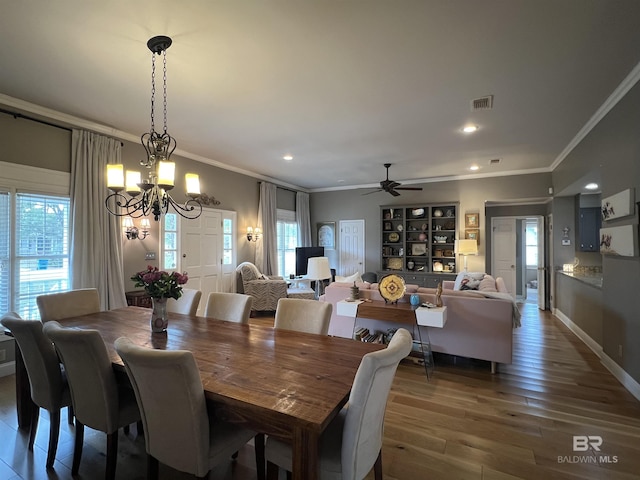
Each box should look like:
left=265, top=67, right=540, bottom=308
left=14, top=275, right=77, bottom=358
left=388, top=181, right=402, bottom=189
left=395, top=186, right=423, bottom=191
left=362, top=189, right=383, bottom=196
left=388, top=189, right=401, bottom=197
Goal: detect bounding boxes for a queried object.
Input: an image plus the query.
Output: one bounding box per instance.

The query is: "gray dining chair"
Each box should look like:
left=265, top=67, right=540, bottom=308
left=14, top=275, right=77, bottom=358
left=265, top=328, right=412, bottom=480
left=0, top=312, right=72, bottom=469
left=43, top=321, right=141, bottom=480
left=114, top=337, right=265, bottom=480
left=203, top=292, right=253, bottom=323
left=166, top=288, right=202, bottom=316
left=274, top=298, right=332, bottom=335
left=36, top=288, right=100, bottom=322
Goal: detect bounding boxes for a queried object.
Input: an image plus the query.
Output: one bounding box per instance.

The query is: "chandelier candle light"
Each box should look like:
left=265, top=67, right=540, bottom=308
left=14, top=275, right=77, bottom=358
left=105, top=35, right=202, bottom=221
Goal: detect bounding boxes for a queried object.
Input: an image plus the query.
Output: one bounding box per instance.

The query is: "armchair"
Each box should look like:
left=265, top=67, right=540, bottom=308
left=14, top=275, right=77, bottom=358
left=236, top=262, right=288, bottom=312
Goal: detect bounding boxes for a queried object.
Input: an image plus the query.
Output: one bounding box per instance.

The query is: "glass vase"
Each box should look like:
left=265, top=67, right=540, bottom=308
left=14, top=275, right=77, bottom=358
left=150, top=297, right=169, bottom=333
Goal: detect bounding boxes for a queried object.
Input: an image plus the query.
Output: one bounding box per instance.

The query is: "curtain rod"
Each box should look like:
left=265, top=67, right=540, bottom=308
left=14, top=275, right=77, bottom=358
left=0, top=107, right=124, bottom=146
left=259, top=181, right=303, bottom=194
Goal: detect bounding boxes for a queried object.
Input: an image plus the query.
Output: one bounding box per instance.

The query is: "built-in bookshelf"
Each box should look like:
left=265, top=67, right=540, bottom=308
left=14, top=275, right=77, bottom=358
left=379, top=203, right=459, bottom=287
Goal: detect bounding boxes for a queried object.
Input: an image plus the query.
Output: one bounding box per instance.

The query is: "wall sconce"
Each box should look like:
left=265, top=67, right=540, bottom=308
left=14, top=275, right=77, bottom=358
left=246, top=226, right=262, bottom=242
left=123, top=217, right=150, bottom=240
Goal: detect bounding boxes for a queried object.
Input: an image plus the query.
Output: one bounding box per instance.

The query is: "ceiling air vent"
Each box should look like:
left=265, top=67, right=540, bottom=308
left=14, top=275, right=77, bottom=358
left=471, top=95, right=493, bottom=111
left=489, top=158, right=501, bottom=165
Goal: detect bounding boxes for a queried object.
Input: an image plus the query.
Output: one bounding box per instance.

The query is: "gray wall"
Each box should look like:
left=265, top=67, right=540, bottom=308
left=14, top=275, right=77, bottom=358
left=0, top=114, right=265, bottom=293
left=310, top=173, right=552, bottom=275
left=552, top=79, right=640, bottom=383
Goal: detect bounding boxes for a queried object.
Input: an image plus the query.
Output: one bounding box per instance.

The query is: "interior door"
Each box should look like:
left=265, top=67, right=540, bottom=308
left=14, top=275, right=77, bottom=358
left=536, top=216, right=546, bottom=310
left=180, top=209, right=222, bottom=315
left=339, top=220, right=365, bottom=276
left=491, top=217, right=517, bottom=295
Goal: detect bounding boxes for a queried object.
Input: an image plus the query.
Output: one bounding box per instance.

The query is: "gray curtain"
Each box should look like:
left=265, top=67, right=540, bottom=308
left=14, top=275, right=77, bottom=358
left=296, top=192, right=312, bottom=247
left=70, top=129, right=127, bottom=310
left=256, top=182, right=278, bottom=275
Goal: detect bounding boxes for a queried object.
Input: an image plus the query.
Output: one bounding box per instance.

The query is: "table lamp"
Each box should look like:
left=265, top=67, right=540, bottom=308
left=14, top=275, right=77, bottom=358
left=306, top=256, right=332, bottom=299
left=455, top=239, right=478, bottom=271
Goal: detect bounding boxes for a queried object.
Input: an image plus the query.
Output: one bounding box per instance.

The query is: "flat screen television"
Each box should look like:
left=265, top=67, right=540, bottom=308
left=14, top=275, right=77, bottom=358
left=295, top=247, right=324, bottom=277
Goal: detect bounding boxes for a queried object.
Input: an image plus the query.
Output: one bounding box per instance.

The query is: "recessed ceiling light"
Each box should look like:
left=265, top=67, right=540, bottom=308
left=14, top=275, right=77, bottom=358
left=283, top=154, right=293, bottom=161
left=462, top=125, right=478, bottom=134
left=585, top=183, right=599, bottom=190
left=469, top=165, right=479, bottom=171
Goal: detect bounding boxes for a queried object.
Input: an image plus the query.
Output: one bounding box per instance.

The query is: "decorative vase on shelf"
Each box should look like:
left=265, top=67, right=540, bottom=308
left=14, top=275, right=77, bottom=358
left=410, top=293, right=421, bottom=306
left=150, top=297, right=169, bottom=333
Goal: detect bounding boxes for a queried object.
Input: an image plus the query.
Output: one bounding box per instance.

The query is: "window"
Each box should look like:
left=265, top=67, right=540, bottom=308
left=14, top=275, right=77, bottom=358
left=276, top=209, right=298, bottom=278
left=0, top=190, right=70, bottom=319
left=525, top=222, right=538, bottom=267
left=162, top=213, right=178, bottom=270
left=223, top=217, right=233, bottom=265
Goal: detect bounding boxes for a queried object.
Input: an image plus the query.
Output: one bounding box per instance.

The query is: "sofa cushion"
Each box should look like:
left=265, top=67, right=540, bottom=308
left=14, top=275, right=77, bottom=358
left=478, top=275, right=498, bottom=292
left=335, top=272, right=362, bottom=283
left=496, top=276, right=509, bottom=293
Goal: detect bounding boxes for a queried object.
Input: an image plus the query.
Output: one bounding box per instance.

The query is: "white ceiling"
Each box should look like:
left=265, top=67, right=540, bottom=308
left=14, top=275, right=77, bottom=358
left=2, top=1, right=640, bottom=194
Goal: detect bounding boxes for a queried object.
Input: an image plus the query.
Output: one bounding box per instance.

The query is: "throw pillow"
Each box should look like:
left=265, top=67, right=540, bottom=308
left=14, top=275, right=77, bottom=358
left=335, top=272, right=362, bottom=284
left=453, top=271, right=485, bottom=290
left=478, top=274, right=498, bottom=292
left=460, top=278, right=481, bottom=290
left=496, top=277, right=509, bottom=293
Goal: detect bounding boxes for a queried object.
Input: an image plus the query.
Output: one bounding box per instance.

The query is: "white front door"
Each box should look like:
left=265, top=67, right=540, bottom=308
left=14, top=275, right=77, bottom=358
left=491, top=217, right=517, bottom=295
left=180, top=209, right=222, bottom=315
left=339, top=220, right=365, bottom=276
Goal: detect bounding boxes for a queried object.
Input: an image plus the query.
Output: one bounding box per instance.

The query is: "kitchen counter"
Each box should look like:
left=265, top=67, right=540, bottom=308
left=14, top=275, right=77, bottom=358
left=557, top=270, right=603, bottom=289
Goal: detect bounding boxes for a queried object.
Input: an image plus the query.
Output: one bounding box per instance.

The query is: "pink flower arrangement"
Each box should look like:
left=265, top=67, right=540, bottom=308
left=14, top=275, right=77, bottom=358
left=131, top=265, right=188, bottom=300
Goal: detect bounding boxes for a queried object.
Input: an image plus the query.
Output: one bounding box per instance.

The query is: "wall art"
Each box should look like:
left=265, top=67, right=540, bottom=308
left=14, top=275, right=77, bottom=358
left=599, top=225, right=638, bottom=256
left=317, top=222, right=336, bottom=249
left=601, top=188, right=634, bottom=221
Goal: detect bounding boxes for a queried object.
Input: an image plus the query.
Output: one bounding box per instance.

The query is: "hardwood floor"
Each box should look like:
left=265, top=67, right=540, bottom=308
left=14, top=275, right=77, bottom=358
left=1, top=303, right=639, bottom=479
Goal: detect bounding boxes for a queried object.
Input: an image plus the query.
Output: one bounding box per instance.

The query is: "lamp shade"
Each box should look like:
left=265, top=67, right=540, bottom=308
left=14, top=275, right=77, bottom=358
left=456, top=239, right=478, bottom=255
left=306, top=257, right=331, bottom=280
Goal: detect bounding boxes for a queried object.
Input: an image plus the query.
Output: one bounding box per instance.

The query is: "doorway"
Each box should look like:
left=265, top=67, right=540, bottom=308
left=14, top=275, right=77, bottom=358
left=491, top=215, right=546, bottom=310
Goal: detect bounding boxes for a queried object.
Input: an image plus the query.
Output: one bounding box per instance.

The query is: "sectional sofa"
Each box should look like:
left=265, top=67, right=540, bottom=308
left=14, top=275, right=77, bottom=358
left=320, top=277, right=518, bottom=371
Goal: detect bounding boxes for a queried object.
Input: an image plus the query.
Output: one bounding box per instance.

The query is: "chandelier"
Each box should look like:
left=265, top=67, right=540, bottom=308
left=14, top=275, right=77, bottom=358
left=105, top=35, right=202, bottom=221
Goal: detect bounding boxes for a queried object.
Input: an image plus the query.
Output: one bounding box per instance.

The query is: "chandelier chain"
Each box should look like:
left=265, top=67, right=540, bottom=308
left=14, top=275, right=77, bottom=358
left=162, top=49, right=168, bottom=134
left=150, top=52, right=156, bottom=133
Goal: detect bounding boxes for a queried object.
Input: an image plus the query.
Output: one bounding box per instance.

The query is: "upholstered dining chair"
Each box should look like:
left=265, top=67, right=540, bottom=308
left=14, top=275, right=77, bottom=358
left=43, top=321, right=141, bottom=480
left=114, top=337, right=265, bottom=480
left=166, top=288, right=202, bottom=316
left=0, top=312, right=72, bottom=469
left=203, top=292, right=253, bottom=323
left=36, top=288, right=100, bottom=322
left=265, top=328, right=412, bottom=480
left=274, top=298, right=332, bottom=335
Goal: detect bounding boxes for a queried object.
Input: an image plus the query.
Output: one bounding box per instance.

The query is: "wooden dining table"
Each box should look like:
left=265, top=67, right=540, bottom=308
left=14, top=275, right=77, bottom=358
left=50, top=306, right=382, bottom=480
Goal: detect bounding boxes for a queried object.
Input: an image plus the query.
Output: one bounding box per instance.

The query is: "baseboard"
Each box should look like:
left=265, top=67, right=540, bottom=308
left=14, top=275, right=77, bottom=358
left=554, top=308, right=640, bottom=402
left=0, top=361, right=15, bottom=378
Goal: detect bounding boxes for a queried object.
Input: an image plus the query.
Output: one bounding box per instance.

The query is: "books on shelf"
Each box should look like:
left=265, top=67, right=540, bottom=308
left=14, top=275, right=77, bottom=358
left=354, top=327, right=398, bottom=344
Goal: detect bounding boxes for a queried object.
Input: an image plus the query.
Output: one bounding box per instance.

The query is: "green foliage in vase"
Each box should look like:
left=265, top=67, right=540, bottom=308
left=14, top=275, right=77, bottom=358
left=131, top=265, right=188, bottom=300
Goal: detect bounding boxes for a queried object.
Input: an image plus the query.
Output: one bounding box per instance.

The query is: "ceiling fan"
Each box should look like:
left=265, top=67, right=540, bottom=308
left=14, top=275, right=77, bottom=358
left=364, top=163, right=424, bottom=197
